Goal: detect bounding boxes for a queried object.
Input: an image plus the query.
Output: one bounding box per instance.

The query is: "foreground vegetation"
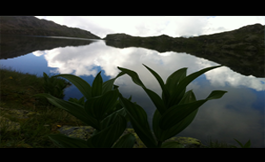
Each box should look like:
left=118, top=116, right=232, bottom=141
left=0, top=66, right=250, bottom=148
left=0, top=67, right=86, bottom=148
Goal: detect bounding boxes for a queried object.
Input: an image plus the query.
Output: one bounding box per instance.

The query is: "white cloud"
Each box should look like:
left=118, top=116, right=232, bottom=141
left=35, top=16, right=264, bottom=38
left=202, top=16, right=265, bottom=35
left=32, top=50, right=46, bottom=57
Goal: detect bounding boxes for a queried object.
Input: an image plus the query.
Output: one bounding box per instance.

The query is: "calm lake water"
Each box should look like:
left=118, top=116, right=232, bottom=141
left=1, top=35, right=264, bottom=147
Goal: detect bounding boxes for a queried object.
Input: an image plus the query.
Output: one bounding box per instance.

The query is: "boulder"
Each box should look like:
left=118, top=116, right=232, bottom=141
left=57, top=125, right=207, bottom=148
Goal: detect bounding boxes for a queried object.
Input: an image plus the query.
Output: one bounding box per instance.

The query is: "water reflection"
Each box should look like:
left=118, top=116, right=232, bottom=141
left=0, top=37, right=264, bottom=147
left=0, top=34, right=96, bottom=59
left=36, top=40, right=264, bottom=91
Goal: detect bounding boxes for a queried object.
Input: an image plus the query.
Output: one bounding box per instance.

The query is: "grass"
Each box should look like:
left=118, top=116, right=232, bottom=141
left=0, top=66, right=86, bottom=148
left=0, top=66, right=243, bottom=148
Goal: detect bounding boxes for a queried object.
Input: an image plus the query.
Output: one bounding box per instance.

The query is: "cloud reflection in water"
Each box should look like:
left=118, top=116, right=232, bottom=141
left=31, top=40, right=264, bottom=147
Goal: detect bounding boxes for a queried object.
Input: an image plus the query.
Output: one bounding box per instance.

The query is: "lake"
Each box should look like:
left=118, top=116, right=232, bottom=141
left=1, top=35, right=264, bottom=147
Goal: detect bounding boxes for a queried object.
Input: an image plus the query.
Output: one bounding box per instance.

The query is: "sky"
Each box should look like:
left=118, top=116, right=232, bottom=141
left=34, top=16, right=265, bottom=39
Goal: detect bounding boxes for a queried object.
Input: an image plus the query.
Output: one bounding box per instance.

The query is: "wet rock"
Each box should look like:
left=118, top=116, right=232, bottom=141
left=57, top=125, right=206, bottom=148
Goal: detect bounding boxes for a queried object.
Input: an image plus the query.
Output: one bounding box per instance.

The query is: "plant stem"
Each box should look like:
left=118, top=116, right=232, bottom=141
left=157, top=141, right=162, bottom=148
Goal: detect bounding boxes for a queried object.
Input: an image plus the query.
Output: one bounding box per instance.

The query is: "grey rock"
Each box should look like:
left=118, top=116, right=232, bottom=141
left=57, top=125, right=207, bottom=148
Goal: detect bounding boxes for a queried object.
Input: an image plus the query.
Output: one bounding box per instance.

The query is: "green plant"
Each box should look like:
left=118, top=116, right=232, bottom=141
left=68, top=97, right=85, bottom=106
left=35, top=64, right=227, bottom=148
left=231, top=138, right=251, bottom=148
left=35, top=71, right=136, bottom=148
left=116, top=64, right=227, bottom=148
left=43, top=72, right=69, bottom=99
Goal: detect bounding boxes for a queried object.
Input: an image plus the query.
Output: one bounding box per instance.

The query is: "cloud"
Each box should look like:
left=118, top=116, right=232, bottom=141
left=32, top=50, right=46, bottom=57
left=35, top=16, right=265, bottom=39
left=202, top=16, right=265, bottom=35
left=182, top=85, right=264, bottom=147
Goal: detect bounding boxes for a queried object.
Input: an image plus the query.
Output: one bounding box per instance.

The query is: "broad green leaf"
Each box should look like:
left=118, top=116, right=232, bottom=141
left=101, top=108, right=127, bottom=130
left=119, top=93, right=157, bottom=148
left=143, top=64, right=170, bottom=107
left=165, top=67, right=187, bottom=96
left=167, top=65, right=222, bottom=107
left=79, top=96, right=85, bottom=105
left=160, top=100, right=206, bottom=130
left=91, top=71, right=103, bottom=97
left=34, top=93, right=99, bottom=129
left=159, top=90, right=198, bottom=139
left=43, top=72, right=49, bottom=83
left=43, top=72, right=48, bottom=78
left=102, top=71, right=125, bottom=95
left=234, top=138, right=244, bottom=147
left=163, top=67, right=187, bottom=107
left=155, top=91, right=196, bottom=140
left=48, top=134, right=89, bottom=148
left=117, top=66, right=146, bottom=88
left=128, top=95, right=132, bottom=101
left=86, top=115, right=127, bottom=148
left=234, top=139, right=251, bottom=148
left=54, top=74, right=92, bottom=100
left=118, top=65, right=166, bottom=114
left=160, top=90, right=198, bottom=139
left=112, top=133, right=136, bottom=148
left=178, top=90, right=196, bottom=105
left=164, top=109, right=198, bottom=141
left=104, top=99, right=124, bottom=117
left=244, top=139, right=251, bottom=148
left=152, top=107, right=198, bottom=142
left=102, top=78, right=117, bottom=95
left=206, top=90, right=228, bottom=100
left=143, top=87, right=167, bottom=115
left=96, top=89, right=119, bottom=120
left=152, top=109, right=164, bottom=142
left=160, top=90, right=227, bottom=130
left=84, top=89, right=119, bottom=121
left=113, top=84, right=119, bottom=89
left=161, top=141, right=185, bottom=148
left=84, top=96, right=101, bottom=120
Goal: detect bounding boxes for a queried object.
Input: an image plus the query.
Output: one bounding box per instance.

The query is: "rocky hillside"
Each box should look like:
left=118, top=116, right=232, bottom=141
left=103, top=23, right=264, bottom=54
left=0, top=16, right=101, bottom=39
left=103, top=24, right=265, bottom=77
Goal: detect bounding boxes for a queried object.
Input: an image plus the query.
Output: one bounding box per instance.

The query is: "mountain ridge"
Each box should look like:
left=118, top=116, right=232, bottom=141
left=103, top=23, right=264, bottom=77
left=0, top=16, right=101, bottom=39
left=103, top=23, right=264, bottom=46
